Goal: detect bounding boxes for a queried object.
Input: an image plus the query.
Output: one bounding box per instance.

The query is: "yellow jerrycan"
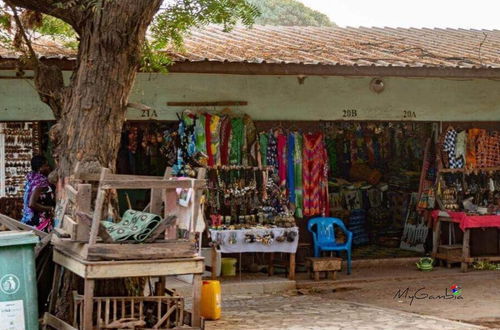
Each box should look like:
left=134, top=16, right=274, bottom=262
left=201, top=280, right=221, bottom=320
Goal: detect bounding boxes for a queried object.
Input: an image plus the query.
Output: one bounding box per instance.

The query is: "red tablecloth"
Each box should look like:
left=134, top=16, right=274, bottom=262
left=431, top=210, right=500, bottom=231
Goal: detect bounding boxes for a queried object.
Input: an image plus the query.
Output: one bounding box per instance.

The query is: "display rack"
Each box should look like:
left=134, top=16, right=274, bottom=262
left=44, top=167, right=206, bottom=330
left=0, top=122, right=40, bottom=198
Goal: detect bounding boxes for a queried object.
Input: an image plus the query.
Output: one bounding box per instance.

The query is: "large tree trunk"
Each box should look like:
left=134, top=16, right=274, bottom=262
left=44, top=0, right=163, bottom=321
left=54, top=0, right=162, bottom=176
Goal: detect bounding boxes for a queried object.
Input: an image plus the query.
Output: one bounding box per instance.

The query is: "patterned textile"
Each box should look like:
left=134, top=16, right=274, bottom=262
left=244, top=115, right=257, bottom=166
left=229, top=117, right=244, bottom=165
left=277, top=133, right=287, bottom=189
left=204, top=113, right=213, bottom=165
left=101, top=210, right=165, bottom=242
left=302, top=132, right=329, bottom=216
left=266, top=131, right=278, bottom=171
left=287, top=133, right=295, bottom=204
left=466, top=128, right=484, bottom=168
left=21, top=172, right=53, bottom=232
left=442, top=127, right=464, bottom=168
left=294, top=133, right=304, bottom=218
left=210, top=115, right=222, bottom=165
left=194, top=114, right=207, bottom=154
left=220, top=116, right=232, bottom=165
left=259, top=133, right=269, bottom=167
left=476, top=131, right=500, bottom=167
left=325, top=137, right=337, bottom=178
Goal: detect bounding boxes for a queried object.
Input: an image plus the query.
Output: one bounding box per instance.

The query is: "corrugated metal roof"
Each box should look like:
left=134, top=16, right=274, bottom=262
left=2, top=26, right=500, bottom=69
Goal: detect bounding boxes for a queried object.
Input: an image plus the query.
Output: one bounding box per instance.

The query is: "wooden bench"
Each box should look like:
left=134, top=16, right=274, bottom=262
left=307, top=257, right=342, bottom=281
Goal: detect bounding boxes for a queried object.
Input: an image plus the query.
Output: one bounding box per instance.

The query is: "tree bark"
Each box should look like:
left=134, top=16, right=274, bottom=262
left=53, top=0, right=162, bottom=176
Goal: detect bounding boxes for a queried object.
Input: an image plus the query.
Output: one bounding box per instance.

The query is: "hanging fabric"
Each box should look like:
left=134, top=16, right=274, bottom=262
left=219, top=116, right=232, bottom=165
left=204, top=113, right=213, bottom=166
left=303, top=132, right=329, bottom=217
left=294, top=132, right=304, bottom=218
left=287, top=133, right=295, bottom=204
left=259, top=132, right=269, bottom=167
left=266, top=131, right=278, bottom=171
left=277, top=132, right=287, bottom=189
left=194, top=114, right=207, bottom=155
left=229, top=117, right=244, bottom=165
left=244, top=114, right=257, bottom=166
left=210, top=115, right=222, bottom=165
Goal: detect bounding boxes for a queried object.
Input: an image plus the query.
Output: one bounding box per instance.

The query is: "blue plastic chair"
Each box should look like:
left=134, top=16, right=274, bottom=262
left=308, top=217, right=353, bottom=275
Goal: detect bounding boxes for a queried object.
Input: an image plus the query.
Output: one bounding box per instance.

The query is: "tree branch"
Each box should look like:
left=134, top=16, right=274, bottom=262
left=6, top=0, right=85, bottom=32
left=6, top=1, right=66, bottom=119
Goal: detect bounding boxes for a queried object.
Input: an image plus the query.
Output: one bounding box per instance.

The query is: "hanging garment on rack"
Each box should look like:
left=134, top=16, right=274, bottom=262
left=219, top=116, right=232, bottom=165
left=229, top=117, right=244, bottom=165
left=244, top=115, right=257, bottom=166
left=303, top=132, right=329, bottom=217
left=194, top=114, right=207, bottom=155
left=466, top=128, right=483, bottom=168
left=266, top=131, right=278, bottom=171
left=442, top=127, right=464, bottom=168
left=325, top=137, right=337, bottom=178
left=287, top=133, right=296, bottom=204
left=277, top=133, right=287, bottom=189
left=210, top=115, right=222, bottom=165
left=294, top=132, right=304, bottom=218
left=204, top=113, right=213, bottom=166
left=259, top=132, right=269, bottom=167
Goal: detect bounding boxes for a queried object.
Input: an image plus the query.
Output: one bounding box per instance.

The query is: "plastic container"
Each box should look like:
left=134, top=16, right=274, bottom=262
left=0, top=231, right=39, bottom=330
left=200, top=280, right=221, bottom=320
left=221, top=258, right=237, bottom=277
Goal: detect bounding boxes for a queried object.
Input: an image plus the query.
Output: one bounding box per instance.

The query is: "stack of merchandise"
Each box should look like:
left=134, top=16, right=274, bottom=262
left=348, top=209, right=369, bottom=246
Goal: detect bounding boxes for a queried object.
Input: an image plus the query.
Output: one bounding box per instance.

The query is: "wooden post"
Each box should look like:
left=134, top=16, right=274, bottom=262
left=288, top=253, right=296, bottom=280
left=89, top=168, right=111, bottom=245
left=150, top=188, right=163, bottom=216
left=76, top=184, right=92, bottom=241
left=461, top=228, right=471, bottom=272
left=432, top=217, right=441, bottom=256
left=211, top=245, right=217, bottom=280
left=191, top=274, right=202, bottom=327
left=268, top=253, right=274, bottom=276
left=83, top=279, right=95, bottom=330
left=46, top=264, right=61, bottom=327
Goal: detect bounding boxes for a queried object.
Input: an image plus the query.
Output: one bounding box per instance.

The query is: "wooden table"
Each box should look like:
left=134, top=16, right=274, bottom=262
left=432, top=216, right=500, bottom=272
left=47, top=249, right=204, bottom=329
left=209, top=245, right=296, bottom=280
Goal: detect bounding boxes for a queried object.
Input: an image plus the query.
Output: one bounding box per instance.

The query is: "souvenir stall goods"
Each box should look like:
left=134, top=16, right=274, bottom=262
left=117, top=122, right=174, bottom=176
left=206, top=165, right=295, bottom=229
left=440, top=126, right=500, bottom=170
left=0, top=122, right=41, bottom=198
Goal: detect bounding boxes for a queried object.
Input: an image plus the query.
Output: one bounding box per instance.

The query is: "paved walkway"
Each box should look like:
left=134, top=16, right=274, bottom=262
left=205, top=293, right=481, bottom=329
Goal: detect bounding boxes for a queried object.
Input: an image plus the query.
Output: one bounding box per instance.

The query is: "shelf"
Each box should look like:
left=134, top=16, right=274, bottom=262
left=439, top=166, right=500, bottom=173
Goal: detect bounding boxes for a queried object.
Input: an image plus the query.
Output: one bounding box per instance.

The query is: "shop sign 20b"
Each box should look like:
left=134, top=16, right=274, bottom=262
left=342, top=109, right=358, bottom=118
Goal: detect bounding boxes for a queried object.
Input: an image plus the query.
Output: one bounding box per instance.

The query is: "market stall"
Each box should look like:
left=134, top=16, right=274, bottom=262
left=429, top=126, right=500, bottom=271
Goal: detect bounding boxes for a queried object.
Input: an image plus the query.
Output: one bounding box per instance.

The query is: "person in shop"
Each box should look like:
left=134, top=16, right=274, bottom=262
left=21, top=155, right=56, bottom=232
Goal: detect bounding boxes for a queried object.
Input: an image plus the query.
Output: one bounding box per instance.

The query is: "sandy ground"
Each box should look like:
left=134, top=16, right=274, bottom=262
left=314, top=268, right=500, bottom=328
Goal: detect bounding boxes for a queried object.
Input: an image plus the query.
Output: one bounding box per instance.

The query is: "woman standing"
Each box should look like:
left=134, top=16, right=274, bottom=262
left=21, top=155, right=55, bottom=232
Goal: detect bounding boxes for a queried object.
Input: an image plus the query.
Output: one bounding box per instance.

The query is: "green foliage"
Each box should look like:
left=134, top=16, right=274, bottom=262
left=248, top=0, right=334, bottom=26
left=36, top=15, right=76, bottom=39
left=0, top=0, right=259, bottom=71
left=145, top=0, right=259, bottom=71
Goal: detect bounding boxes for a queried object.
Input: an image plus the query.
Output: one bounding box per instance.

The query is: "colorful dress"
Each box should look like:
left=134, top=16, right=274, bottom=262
left=219, top=116, right=232, bottom=165
left=21, top=172, right=55, bottom=232
left=294, top=132, right=304, bottom=218
left=229, top=117, right=244, bottom=165
left=277, top=133, right=287, bottom=189
left=302, top=132, right=329, bottom=217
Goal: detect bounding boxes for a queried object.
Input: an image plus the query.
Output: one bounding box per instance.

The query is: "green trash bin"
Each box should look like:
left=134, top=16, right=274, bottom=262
left=0, top=231, right=39, bottom=330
